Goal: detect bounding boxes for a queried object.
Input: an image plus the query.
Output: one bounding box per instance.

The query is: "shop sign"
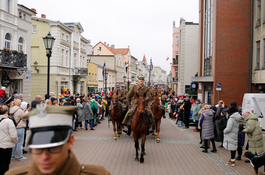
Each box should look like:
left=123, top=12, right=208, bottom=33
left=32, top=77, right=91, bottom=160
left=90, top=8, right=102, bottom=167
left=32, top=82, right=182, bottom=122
left=1, top=75, right=10, bottom=87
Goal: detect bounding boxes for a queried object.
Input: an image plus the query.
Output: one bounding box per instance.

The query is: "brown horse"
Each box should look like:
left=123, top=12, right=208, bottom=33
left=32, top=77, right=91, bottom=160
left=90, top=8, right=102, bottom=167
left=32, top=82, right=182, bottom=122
left=111, top=93, right=124, bottom=140
left=131, top=92, right=148, bottom=163
left=151, top=93, right=163, bottom=143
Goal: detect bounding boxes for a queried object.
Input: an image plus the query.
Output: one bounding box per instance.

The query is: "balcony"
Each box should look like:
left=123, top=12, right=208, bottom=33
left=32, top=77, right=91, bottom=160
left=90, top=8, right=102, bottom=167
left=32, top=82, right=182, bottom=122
left=0, top=50, right=28, bottom=76
left=73, top=67, right=88, bottom=79
left=173, top=77, right=178, bottom=82
left=173, top=59, right=178, bottom=65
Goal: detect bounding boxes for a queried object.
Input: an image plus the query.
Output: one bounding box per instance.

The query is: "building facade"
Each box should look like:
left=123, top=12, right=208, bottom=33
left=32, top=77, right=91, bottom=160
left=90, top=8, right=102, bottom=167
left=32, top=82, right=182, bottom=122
left=252, top=0, right=265, bottom=93
left=30, top=13, right=89, bottom=101
left=172, top=21, right=179, bottom=94
left=192, top=0, right=251, bottom=104
left=87, top=62, right=98, bottom=93
left=178, top=18, right=199, bottom=96
left=0, top=1, right=36, bottom=102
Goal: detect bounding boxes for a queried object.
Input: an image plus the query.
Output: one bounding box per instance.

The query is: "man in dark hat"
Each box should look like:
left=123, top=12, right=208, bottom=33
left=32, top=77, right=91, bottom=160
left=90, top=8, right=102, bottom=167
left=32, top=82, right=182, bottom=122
left=5, top=105, right=110, bottom=175
left=4, top=96, right=14, bottom=115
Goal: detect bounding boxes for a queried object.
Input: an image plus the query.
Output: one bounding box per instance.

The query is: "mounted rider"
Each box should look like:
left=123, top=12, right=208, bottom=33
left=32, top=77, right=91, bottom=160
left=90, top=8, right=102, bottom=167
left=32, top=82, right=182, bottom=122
left=108, top=83, right=127, bottom=121
left=120, top=83, right=128, bottom=96
left=149, top=83, right=166, bottom=118
left=122, top=75, right=155, bottom=136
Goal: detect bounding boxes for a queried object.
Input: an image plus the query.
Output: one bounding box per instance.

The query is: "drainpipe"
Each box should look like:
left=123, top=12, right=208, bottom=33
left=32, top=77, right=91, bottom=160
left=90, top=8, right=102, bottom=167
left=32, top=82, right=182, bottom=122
left=250, top=0, right=253, bottom=92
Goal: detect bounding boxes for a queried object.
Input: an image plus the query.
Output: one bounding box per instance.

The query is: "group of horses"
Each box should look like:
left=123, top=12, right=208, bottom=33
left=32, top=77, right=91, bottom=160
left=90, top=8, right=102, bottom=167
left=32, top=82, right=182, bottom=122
left=110, top=92, right=163, bottom=163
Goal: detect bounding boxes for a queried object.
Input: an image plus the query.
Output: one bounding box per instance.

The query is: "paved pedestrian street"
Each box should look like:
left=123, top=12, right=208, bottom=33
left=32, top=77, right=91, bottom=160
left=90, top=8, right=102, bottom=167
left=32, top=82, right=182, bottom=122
left=10, top=117, right=263, bottom=175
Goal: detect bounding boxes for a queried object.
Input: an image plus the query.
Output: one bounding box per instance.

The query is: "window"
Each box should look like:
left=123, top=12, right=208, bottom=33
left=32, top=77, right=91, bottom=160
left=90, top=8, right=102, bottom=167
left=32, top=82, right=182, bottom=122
left=176, top=36, right=179, bottom=45
left=257, top=0, right=261, bottom=26
left=89, top=73, right=91, bottom=81
left=62, top=33, right=65, bottom=40
left=175, top=68, right=178, bottom=77
left=65, top=50, right=68, bottom=66
left=203, top=0, right=213, bottom=76
left=61, top=49, right=64, bottom=65
left=176, top=51, right=178, bottom=56
left=74, top=53, right=77, bottom=68
left=19, top=12, right=22, bottom=18
left=66, top=35, right=69, bottom=42
left=23, top=14, right=26, bottom=19
left=95, top=74, right=97, bottom=82
left=6, top=0, right=10, bottom=13
left=5, top=33, right=11, bottom=49
left=256, top=41, right=260, bottom=69
left=92, top=73, right=94, bottom=81
left=32, top=25, right=37, bottom=33
left=18, top=37, right=23, bottom=52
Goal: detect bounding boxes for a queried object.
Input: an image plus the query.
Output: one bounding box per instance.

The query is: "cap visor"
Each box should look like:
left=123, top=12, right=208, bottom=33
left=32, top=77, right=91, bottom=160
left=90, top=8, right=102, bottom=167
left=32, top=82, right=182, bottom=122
left=28, top=129, right=70, bottom=149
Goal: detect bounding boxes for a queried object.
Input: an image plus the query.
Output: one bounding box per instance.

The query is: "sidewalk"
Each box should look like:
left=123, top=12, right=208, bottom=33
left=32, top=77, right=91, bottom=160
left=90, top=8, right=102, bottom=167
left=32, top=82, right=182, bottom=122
left=9, top=117, right=263, bottom=175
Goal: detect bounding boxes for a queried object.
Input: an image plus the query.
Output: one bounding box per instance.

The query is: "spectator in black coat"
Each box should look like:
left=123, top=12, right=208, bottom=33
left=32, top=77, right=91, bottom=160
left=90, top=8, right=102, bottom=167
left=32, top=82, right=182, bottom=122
left=183, top=97, right=191, bottom=129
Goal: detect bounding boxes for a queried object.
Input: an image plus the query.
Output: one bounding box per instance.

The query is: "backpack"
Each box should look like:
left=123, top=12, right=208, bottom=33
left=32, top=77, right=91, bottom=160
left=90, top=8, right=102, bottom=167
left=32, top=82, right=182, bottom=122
left=10, top=109, right=20, bottom=127
left=92, top=106, right=97, bottom=115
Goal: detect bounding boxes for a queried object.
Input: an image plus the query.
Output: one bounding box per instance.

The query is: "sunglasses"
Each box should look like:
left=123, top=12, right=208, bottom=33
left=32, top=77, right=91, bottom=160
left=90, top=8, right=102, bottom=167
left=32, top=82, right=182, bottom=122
left=30, top=145, right=63, bottom=155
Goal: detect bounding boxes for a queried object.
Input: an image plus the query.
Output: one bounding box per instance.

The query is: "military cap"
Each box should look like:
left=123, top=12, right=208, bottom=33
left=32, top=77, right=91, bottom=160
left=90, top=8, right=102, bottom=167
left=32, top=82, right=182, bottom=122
left=154, top=83, right=158, bottom=86
left=22, top=104, right=77, bottom=149
left=116, top=84, right=120, bottom=87
left=137, top=75, right=145, bottom=80
left=120, top=83, right=125, bottom=87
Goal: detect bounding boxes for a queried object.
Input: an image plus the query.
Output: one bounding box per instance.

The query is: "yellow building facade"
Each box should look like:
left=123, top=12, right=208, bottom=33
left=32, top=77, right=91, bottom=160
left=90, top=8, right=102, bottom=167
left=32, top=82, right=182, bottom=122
left=87, top=62, right=98, bottom=93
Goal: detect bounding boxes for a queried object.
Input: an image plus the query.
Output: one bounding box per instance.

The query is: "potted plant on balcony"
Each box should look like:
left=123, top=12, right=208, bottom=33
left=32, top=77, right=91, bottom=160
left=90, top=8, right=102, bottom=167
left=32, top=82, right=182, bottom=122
left=12, top=50, right=18, bottom=54
left=3, top=47, right=10, bottom=52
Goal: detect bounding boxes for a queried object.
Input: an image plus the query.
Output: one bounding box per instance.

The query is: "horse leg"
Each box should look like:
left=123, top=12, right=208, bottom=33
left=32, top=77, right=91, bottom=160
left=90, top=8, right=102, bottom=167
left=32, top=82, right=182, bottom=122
left=140, top=134, right=146, bottom=163
left=112, top=120, right=117, bottom=140
left=134, top=133, right=139, bottom=161
left=156, top=119, right=161, bottom=143
left=117, top=122, right=120, bottom=138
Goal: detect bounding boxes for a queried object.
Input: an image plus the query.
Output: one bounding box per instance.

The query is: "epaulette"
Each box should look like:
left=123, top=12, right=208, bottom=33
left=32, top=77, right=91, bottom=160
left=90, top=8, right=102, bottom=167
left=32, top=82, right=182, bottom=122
left=80, top=164, right=110, bottom=175
left=5, top=166, right=30, bottom=175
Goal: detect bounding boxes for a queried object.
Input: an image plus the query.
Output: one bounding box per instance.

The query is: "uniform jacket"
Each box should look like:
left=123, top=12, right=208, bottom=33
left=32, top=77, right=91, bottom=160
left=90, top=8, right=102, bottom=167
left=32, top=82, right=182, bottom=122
left=5, top=150, right=111, bottom=175
left=200, top=109, right=215, bottom=140
left=149, top=88, right=160, bottom=98
left=111, top=89, right=127, bottom=102
left=0, top=114, right=18, bottom=148
left=126, top=85, right=150, bottom=106
left=82, top=102, right=93, bottom=121
left=223, top=112, right=241, bottom=151
left=243, top=113, right=264, bottom=154
left=10, top=105, right=27, bottom=129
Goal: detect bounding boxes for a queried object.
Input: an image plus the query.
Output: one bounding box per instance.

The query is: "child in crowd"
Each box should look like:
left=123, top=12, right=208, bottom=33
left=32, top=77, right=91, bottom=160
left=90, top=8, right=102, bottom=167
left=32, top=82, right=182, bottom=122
left=178, top=104, right=184, bottom=127
left=167, top=102, right=171, bottom=118
left=235, top=124, right=245, bottom=160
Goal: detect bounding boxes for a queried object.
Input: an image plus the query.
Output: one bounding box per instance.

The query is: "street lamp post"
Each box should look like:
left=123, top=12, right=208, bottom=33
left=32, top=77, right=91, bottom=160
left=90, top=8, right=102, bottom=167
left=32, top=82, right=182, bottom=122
left=43, top=32, right=55, bottom=100
left=131, top=75, right=135, bottom=86
left=104, top=72, right=108, bottom=97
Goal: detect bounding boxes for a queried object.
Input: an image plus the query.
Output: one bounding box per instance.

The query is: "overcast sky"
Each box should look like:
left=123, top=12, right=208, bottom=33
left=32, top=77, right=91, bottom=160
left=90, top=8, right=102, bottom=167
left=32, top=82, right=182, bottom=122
left=19, top=0, right=199, bottom=74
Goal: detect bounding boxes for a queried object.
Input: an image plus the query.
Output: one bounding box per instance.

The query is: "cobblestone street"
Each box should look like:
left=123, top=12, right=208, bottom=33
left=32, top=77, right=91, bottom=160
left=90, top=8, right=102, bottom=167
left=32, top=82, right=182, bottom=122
left=9, top=117, right=264, bottom=175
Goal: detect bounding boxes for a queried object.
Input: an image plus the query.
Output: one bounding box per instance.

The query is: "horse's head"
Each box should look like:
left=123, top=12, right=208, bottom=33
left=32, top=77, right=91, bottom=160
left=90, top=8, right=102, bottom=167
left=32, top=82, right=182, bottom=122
left=136, top=92, right=147, bottom=116
left=154, top=92, right=162, bottom=106
left=112, top=93, right=118, bottom=106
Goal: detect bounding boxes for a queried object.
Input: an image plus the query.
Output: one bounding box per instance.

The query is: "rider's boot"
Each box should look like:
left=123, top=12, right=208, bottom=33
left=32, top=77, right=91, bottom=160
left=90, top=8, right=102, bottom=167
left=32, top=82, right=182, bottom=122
left=126, top=125, right=131, bottom=136
left=146, top=124, right=150, bottom=135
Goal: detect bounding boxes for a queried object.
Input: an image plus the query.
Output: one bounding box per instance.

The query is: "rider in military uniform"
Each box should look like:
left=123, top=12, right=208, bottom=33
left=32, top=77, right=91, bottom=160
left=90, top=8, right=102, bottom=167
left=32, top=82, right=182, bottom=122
left=122, top=75, right=155, bottom=136
left=149, top=83, right=166, bottom=118
left=108, top=83, right=127, bottom=121
left=120, top=83, right=128, bottom=96
left=5, top=105, right=110, bottom=175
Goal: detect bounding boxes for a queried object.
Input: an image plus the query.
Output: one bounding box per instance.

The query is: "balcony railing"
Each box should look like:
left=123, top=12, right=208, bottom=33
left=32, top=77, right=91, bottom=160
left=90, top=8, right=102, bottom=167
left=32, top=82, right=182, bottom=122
left=73, top=67, right=88, bottom=76
left=173, top=59, right=178, bottom=65
left=0, top=50, right=27, bottom=68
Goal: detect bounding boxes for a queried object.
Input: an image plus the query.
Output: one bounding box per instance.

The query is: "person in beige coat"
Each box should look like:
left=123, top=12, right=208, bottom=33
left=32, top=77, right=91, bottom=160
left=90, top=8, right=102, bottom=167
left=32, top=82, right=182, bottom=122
left=0, top=105, right=18, bottom=175
left=242, top=109, right=264, bottom=155
left=10, top=99, right=28, bottom=161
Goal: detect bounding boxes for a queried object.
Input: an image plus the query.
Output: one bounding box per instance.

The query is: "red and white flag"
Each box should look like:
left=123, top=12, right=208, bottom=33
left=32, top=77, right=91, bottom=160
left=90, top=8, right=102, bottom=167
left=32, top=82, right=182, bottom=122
left=166, top=57, right=169, bottom=61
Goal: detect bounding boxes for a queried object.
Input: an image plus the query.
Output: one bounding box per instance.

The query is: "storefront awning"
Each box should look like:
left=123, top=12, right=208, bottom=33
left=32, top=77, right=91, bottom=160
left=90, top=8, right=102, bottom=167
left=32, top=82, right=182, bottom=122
left=191, top=76, right=214, bottom=83
left=88, top=87, right=94, bottom=89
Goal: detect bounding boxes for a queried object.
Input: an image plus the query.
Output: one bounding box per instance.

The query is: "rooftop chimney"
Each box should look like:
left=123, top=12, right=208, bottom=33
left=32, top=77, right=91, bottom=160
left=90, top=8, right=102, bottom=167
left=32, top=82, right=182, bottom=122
left=31, top=8, right=36, bottom=16
left=41, top=14, right=46, bottom=18
left=111, top=45, right=115, bottom=49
